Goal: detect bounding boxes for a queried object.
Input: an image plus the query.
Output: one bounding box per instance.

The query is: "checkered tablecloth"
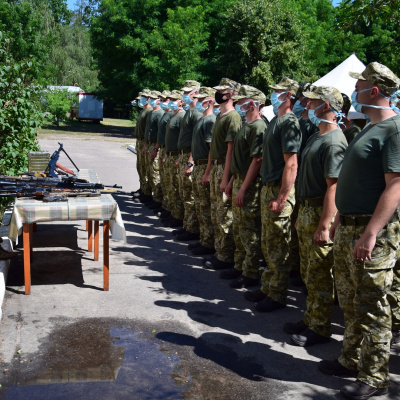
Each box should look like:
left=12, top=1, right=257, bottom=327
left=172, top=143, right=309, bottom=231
left=8, top=195, right=126, bottom=243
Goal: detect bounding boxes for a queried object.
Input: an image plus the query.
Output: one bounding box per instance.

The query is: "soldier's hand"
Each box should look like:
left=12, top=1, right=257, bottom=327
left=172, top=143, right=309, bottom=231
left=220, top=179, right=228, bottom=193
left=162, top=157, right=166, bottom=165
left=201, top=173, right=210, bottom=186
left=234, top=188, right=245, bottom=207
left=225, top=183, right=233, bottom=198
left=269, top=199, right=285, bottom=214
left=184, top=165, right=193, bottom=176
left=150, top=150, right=157, bottom=159
left=353, top=233, right=376, bottom=261
left=174, top=159, right=179, bottom=168
left=313, top=228, right=330, bottom=245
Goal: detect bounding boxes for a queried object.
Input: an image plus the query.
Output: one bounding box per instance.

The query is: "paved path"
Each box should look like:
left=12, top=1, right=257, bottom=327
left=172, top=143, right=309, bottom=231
left=0, top=134, right=399, bottom=399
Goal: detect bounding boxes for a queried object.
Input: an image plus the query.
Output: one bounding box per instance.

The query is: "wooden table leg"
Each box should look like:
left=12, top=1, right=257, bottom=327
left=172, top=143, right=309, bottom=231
left=23, top=223, right=31, bottom=295
left=87, top=220, right=93, bottom=252
left=103, top=221, right=109, bottom=291
left=94, top=221, right=99, bottom=261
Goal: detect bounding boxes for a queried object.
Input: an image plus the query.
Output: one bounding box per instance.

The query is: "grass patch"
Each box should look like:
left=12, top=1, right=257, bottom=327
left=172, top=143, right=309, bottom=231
left=38, top=118, right=135, bottom=140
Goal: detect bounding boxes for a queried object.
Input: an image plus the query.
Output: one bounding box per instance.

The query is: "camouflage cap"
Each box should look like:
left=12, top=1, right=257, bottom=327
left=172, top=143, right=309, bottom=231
left=139, top=88, right=152, bottom=97
left=296, top=83, right=314, bottom=98
left=270, top=77, right=300, bottom=95
left=148, top=90, right=162, bottom=99
left=160, top=90, right=172, bottom=98
left=169, top=90, right=183, bottom=100
left=193, top=86, right=216, bottom=99
left=303, top=85, right=343, bottom=112
left=181, top=80, right=201, bottom=92
left=213, top=78, right=241, bottom=92
left=349, top=62, right=400, bottom=95
left=232, top=85, right=266, bottom=103
left=341, top=93, right=351, bottom=113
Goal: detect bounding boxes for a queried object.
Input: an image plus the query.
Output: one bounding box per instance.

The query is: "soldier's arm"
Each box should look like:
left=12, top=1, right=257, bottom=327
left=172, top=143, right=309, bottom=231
left=353, top=172, right=400, bottom=261
left=220, top=141, right=234, bottom=192
left=235, top=156, right=262, bottom=207
left=314, top=177, right=338, bottom=245
left=270, top=152, right=297, bottom=214
left=201, top=146, right=212, bottom=186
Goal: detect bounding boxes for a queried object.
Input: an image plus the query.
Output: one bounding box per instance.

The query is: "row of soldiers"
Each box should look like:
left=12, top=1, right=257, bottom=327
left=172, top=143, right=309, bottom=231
left=132, top=61, right=400, bottom=400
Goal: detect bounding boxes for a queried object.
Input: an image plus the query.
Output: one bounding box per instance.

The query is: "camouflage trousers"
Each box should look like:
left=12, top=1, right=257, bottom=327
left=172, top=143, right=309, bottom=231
left=335, top=220, right=400, bottom=388
left=135, top=139, right=147, bottom=191
left=260, top=183, right=296, bottom=304
left=147, top=147, right=163, bottom=203
left=388, top=249, right=400, bottom=332
left=141, top=142, right=152, bottom=196
left=232, top=176, right=262, bottom=280
left=210, top=163, right=235, bottom=263
left=192, top=164, right=214, bottom=249
left=287, top=199, right=300, bottom=272
left=164, top=155, right=184, bottom=221
left=178, top=153, right=199, bottom=234
left=158, top=147, right=170, bottom=212
left=297, top=205, right=334, bottom=337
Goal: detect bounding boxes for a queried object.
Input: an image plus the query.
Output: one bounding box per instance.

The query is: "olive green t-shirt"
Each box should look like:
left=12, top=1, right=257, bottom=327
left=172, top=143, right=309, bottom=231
left=178, top=108, right=202, bottom=150
left=209, top=109, right=242, bottom=160
left=260, top=112, right=302, bottom=183
left=298, top=118, right=319, bottom=164
left=336, top=115, right=400, bottom=215
left=134, top=107, right=152, bottom=140
left=192, top=114, right=216, bottom=161
left=298, top=128, right=347, bottom=199
left=144, top=108, right=164, bottom=143
left=157, top=111, right=174, bottom=146
left=343, top=124, right=361, bottom=145
left=165, top=111, right=185, bottom=152
left=231, top=119, right=266, bottom=176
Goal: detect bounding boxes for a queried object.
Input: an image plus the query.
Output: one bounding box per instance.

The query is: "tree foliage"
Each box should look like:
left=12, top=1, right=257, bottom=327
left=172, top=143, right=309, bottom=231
left=43, top=88, right=77, bottom=126
left=0, top=32, right=41, bottom=176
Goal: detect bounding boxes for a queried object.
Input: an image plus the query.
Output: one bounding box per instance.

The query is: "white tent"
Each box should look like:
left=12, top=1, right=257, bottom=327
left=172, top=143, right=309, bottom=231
left=312, top=53, right=366, bottom=119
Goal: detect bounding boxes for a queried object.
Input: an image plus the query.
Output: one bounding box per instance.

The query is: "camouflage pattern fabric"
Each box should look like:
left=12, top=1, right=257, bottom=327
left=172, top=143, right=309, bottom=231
left=232, top=176, right=262, bottom=279
left=192, top=164, right=214, bottom=249
left=260, top=183, right=296, bottom=304
left=158, top=147, right=170, bottom=211
left=148, top=147, right=163, bottom=203
left=142, top=143, right=152, bottom=196
left=287, top=199, right=300, bottom=272
left=297, top=204, right=334, bottom=337
left=334, top=221, right=400, bottom=388
left=178, top=153, right=199, bottom=234
left=164, top=155, right=184, bottom=220
left=388, top=247, right=400, bottom=332
left=210, top=163, right=235, bottom=263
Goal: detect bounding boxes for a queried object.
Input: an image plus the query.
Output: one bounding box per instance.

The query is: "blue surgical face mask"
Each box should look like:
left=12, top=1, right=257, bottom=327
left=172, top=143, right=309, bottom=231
left=182, top=94, right=193, bottom=105
left=308, top=103, right=341, bottom=127
left=139, top=96, right=148, bottom=108
left=149, top=99, right=158, bottom=108
left=168, top=100, right=179, bottom=111
left=196, top=100, right=209, bottom=113
left=183, top=104, right=190, bottom=111
left=292, top=100, right=305, bottom=117
left=270, top=91, right=289, bottom=109
left=273, top=107, right=278, bottom=116
left=351, top=88, right=397, bottom=114
left=213, top=107, right=220, bottom=116
left=235, top=100, right=252, bottom=118
left=160, top=101, right=170, bottom=110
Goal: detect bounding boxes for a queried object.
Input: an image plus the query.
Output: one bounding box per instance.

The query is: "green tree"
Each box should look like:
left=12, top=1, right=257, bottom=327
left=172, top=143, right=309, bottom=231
left=43, top=88, right=77, bottom=126
left=0, top=32, right=42, bottom=176
left=335, top=0, right=400, bottom=75
left=212, top=0, right=313, bottom=94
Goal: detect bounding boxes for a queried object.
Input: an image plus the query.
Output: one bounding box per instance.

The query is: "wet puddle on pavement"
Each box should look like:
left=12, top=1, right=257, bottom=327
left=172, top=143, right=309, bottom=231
left=1, top=319, right=204, bottom=400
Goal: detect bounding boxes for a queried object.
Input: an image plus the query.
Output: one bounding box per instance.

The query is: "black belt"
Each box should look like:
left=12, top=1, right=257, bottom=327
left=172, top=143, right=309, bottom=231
left=339, top=213, right=399, bottom=227
left=299, top=197, right=324, bottom=207
left=168, top=151, right=180, bottom=156
left=211, top=157, right=225, bottom=165
left=194, top=159, right=208, bottom=166
left=180, top=148, right=191, bottom=154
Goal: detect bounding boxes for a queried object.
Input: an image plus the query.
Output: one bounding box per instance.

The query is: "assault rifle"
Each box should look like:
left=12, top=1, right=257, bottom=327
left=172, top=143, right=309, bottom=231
left=0, top=175, right=122, bottom=202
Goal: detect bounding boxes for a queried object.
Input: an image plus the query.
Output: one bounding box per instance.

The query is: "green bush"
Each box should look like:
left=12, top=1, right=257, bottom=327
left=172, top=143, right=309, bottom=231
left=43, top=88, right=77, bottom=126
left=0, top=31, right=42, bottom=177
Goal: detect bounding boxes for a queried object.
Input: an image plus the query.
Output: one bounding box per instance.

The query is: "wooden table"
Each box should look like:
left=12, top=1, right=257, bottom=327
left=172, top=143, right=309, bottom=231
left=8, top=183, right=126, bottom=295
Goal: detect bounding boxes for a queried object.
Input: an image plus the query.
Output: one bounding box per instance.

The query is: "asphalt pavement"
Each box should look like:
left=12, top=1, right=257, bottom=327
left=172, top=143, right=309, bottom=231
left=0, top=132, right=399, bottom=400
